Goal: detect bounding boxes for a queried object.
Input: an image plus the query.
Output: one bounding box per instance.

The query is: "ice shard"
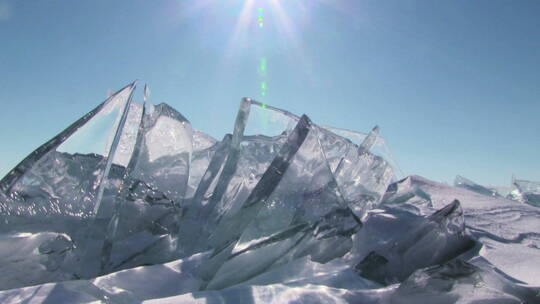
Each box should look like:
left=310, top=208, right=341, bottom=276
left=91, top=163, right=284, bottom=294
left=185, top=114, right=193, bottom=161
left=99, top=102, right=195, bottom=273
left=176, top=99, right=298, bottom=257
left=232, top=100, right=395, bottom=218
left=325, top=126, right=395, bottom=217
left=200, top=115, right=362, bottom=290
left=388, top=258, right=539, bottom=303
left=0, top=83, right=137, bottom=283
left=174, top=134, right=232, bottom=257
left=185, top=130, right=218, bottom=200
left=511, top=177, right=540, bottom=207
left=323, top=125, right=404, bottom=179
left=381, top=175, right=434, bottom=215
left=78, top=91, right=141, bottom=278
left=208, top=99, right=297, bottom=222
left=454, top=175, right=500, bottom=197
left=354, top=200, right=476, bottom=284
left=0, top=83, right=135, bottom=223
left=127, top=103, right=193, bottom=206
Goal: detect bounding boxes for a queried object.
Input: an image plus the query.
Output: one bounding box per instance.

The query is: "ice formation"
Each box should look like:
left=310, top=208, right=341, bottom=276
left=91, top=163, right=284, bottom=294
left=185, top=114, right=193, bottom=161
left=454, top=175, right=501, bottom=198
left=511, top=177, right=540, bottom=207
left=454, top=174, right=540, bottom=208
left=0, top=83, right=538, bottom=303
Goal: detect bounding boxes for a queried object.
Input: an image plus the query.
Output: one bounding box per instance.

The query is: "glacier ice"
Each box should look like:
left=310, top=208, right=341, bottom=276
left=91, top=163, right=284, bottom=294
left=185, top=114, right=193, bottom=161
left=0, top=83, right=538, bottom=303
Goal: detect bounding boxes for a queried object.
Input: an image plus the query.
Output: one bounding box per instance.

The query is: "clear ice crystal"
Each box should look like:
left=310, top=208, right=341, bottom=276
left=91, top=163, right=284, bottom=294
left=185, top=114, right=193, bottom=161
left=0, top=83, right=135, bottom=220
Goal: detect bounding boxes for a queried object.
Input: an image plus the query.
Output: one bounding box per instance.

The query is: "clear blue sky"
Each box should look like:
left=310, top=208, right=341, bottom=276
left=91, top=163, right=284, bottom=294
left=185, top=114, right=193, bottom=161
left=0, top=0, right=538, bottom=186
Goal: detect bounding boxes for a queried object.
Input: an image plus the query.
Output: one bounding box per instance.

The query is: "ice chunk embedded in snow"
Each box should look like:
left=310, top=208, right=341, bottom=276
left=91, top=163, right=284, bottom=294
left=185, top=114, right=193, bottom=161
left=354, top=200, right=476, bottom=284
left=454, top=175, right=500, bottom=198
left=511, top=177, right=540, bottom=207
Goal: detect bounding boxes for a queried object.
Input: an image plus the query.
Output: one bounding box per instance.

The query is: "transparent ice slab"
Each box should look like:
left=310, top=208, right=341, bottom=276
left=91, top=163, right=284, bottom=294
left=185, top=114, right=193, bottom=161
left=176, top=99, right=296, bottom=257
left=511, top=177, right=540, bottom=207
left=380, top=176, right=434, bottom=215
left=207, top=99, right=296, bottom=227
left=354, top=200, right=476, bottom=285
left=0, top=82, right=137, bottom=284
left=75, top=94, right=142, bottom=278
left=0, top=82, right=135, bottom=223
left=174, top=134, right=232, bottom=257
left=228, top=100, right=396, bottom=219
left=388, top=257, right=539, bottom=303
left=200, top=115, right=362, bottom=290
left=454, top=175, right=500, bottom=197
left=323, top=125, right=404, bottom=179
left=327, top=128, right=395, bottom=217
left=185, top=130, right=218, bottom=200
left=99, top=102, right=195, bottom=274
left=127, top=103, right=193, bottom=206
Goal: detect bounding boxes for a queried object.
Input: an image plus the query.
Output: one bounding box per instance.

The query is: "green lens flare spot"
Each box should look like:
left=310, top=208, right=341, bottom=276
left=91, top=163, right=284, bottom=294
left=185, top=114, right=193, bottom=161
left=257, top=9, right=264, bottom=27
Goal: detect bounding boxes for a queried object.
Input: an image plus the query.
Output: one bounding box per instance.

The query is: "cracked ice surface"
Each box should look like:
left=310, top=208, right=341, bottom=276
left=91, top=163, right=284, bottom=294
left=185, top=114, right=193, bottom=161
left=0, top=83, right=539, bottom=303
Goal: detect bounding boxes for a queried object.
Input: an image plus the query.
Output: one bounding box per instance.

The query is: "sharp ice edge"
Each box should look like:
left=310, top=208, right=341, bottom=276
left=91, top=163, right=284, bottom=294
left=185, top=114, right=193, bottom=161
left=0, top=83, right=538, bottom=303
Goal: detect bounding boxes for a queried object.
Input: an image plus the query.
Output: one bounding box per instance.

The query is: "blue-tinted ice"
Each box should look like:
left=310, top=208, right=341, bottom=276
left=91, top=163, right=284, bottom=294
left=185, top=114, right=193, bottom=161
left=0, top=83, right=537, bottom=303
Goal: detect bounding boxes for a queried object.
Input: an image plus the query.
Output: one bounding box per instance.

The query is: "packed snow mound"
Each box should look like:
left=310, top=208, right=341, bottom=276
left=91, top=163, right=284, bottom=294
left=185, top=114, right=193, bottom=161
left=0, top=83, right=538, bottom=303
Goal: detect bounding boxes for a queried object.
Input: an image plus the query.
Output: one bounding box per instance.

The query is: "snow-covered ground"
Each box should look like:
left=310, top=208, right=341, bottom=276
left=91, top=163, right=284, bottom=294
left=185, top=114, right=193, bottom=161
left=1, top=175, right=538, bottom=303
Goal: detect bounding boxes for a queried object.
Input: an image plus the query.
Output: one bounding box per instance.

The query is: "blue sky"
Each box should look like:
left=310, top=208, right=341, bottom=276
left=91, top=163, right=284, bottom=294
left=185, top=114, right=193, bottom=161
left=0, top=0, right=538, bottom=186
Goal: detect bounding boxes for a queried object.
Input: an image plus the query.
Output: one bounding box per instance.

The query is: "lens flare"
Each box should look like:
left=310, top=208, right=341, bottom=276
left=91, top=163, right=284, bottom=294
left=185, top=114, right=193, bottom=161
left=214, top=0, right=316, bottom=100
left=258, top=8, right=264, bottom=28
